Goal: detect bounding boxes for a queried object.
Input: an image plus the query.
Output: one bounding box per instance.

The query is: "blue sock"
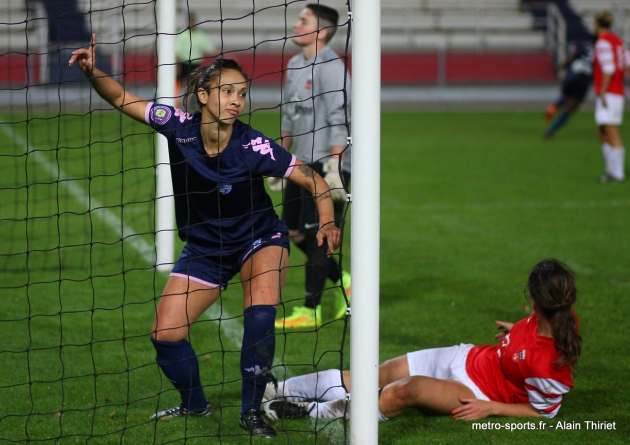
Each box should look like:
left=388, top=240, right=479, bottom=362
left=151, top=337, right=208, bottom=412
left=240, top=305, right=276, bottom=415
left=546, top=110, right=572, bottom=137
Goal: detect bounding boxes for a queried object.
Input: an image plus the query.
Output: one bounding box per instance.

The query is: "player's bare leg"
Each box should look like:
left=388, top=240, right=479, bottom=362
left=152, top=277, right=221, bottom=341
left=378, top=375, right=475, bottom=419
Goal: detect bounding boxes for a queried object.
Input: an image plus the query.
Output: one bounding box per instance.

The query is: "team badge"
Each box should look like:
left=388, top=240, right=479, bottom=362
left=305, top=77, right=312, bottom=90
left=151, top=106, right=172, bottom=125
left=218, top=183, right=233, bottom=195
left=512, top=350, right=526, bottom=362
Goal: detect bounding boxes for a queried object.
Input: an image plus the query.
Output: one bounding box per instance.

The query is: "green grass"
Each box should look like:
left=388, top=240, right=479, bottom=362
left=1, top=108, right=629, bottom=444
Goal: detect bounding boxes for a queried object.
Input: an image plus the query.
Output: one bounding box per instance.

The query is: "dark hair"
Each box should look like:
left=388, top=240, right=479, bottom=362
left=595, top=10, right=613, bottom=29
left=184, top=59, right=248, bottom=111
left=306, top=4, right=339, bottom=43
left=525, top=259, right=582, bottom=372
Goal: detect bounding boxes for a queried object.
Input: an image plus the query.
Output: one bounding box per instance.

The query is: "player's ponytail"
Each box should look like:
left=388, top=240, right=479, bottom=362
left=184, top=59, right=249, bottom=111
left=526, top=259, right=582, bottom=372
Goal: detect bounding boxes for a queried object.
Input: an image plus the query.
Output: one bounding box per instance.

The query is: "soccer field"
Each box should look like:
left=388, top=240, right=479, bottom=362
left=1, top=109, right=628, bottom=444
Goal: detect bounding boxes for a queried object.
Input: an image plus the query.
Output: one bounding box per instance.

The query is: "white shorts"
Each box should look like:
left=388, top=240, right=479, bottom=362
left=406, top=344, right=490, bottom=401
left=595, top=93, right=625, bottom=126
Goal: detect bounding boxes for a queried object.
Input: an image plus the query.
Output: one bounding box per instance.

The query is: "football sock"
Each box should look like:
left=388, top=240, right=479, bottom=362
left=151, top=337, right=208, bottom=412
left=279, top=369, right=346, bottom=402
left=602, top=143, right=613, bottom=174
left=241, top=305, right=276, bottom=415
left=304, top=399, right=349, bottom=419
left=610, top=146, right=625, bottom=180
left=546, top=110, right=572, bottom=136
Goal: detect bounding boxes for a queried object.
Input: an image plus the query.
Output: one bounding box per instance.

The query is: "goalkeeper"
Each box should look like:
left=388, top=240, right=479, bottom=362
left=272, top=3, right=352, bottom=330
left=70, top=36, right=341, bottom=438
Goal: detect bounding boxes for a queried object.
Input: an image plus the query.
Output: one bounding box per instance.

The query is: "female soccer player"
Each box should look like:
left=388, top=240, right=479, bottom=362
left=264, top=259, right=582, bottom=422
left=69, top=34, right=341, bottom=438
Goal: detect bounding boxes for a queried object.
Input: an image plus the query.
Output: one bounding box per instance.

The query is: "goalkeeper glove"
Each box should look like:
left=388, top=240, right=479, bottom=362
left=323, top=158, right=348, bottom=202
left=267, top=176, right=286, bottom=192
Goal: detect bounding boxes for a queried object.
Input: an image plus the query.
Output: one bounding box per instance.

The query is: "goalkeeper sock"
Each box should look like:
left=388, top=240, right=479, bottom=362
left=241, top=305, right=276, bottom=415
left=151, top=337, right=208, bottom=412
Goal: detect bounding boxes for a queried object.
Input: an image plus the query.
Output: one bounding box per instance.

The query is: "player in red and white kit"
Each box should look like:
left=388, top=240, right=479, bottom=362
left=593, top=10, right=630, bottom=182
left=262, top=259, right=582, bottom=421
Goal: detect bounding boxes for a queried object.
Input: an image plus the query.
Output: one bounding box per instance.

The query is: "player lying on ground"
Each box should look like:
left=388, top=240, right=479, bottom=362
left=69, top=35, right=341, bottom=439
left=263, top=259, right=581, bottom=421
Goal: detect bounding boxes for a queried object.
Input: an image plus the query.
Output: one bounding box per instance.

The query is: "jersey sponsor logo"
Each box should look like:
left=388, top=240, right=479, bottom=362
left=244, top=137, right=276, bottom=161
left=218, top=183, right=232, bottom=195
left=176, top=137, right=197, bottom=143
left=174, top=108, right=193, bottom=123
left=150, top=106, right=172, bottom=125
left=513, top=350, right=526, bottom=362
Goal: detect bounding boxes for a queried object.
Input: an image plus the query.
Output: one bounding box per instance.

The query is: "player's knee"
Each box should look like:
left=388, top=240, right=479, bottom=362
left=151, top=325, right=189, bottom=342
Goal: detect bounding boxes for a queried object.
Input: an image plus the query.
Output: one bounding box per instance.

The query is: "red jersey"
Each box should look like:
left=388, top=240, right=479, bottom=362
left=466, top=313, right=575, bottom=418
left=594, top=31, right=629, bottom=96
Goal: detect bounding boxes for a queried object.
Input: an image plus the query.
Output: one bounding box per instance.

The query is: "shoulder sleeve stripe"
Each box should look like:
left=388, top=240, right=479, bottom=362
left=145, top=102, right=154, bottom=124
left=283, top=154, right=297, bottom=178
left=524, top=377, right=571, bottom=395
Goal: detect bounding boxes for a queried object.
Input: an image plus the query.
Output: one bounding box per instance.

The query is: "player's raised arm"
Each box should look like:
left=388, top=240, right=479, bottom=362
left=69, top=34, right=148, bottom=124
left=288, top=160, right=341, bottom=254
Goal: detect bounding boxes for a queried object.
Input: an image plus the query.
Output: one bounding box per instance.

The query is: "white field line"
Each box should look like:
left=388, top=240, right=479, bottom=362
left=387, top=199, right=630, bottom=212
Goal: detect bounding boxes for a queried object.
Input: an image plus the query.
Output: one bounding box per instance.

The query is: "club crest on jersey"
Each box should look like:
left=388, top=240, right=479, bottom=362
left=305, top=77, right=312, bottom=90
left=218, top=183, right=233, bottom=195
left=513, top=350, right=526, bottom=362
left=244, top=137, right=276, bottom=161
left=150, top=106, right=172, bottom=125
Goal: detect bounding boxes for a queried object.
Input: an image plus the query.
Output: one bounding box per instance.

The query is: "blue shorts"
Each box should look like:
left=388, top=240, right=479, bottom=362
left=171, top=230, right=290, bottom=290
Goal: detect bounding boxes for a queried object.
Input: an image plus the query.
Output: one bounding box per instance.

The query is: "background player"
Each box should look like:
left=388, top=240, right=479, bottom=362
left=175, top=13, right=216, bottom=101
left=544, top=40, right=594, bottom=139
left=272, top=3, right=352, bottom=329
left=593, top=10, right=630, bottom=182
left=264, top=259, right=581, bottom=422
left=70, top=35, right=341, bottom=438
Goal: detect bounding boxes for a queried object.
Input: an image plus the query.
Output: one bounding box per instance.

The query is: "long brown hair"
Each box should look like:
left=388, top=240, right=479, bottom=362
left=184, top=58, right=248, bottom=111
left=525, top=259, right=582, bottom=372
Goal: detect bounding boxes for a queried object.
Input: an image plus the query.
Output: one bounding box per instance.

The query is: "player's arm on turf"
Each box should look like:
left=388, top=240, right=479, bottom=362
left=452, top=399, right=540, bottom=421
left=69, top=34, right=148, bottom=124
left=494, top=320, right=514, bottom=342
left=288, top=160, right=341, bottom=254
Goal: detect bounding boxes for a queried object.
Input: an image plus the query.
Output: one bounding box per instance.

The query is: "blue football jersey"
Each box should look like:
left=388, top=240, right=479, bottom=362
left=145, top=103, right=296, bottom=250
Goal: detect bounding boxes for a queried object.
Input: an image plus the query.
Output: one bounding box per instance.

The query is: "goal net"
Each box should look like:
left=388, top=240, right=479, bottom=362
left=0, top=0, right=351, bottom=442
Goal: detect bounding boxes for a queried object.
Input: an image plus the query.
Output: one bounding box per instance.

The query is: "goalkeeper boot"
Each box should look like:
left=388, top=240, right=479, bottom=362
left=274, top=305, right=322, bottom=329
left=332, top=271, right=352, bottom=320
left=150, top=402, right=213, bottom=420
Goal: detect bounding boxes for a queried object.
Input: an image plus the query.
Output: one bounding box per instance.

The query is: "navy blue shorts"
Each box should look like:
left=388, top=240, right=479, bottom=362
left=171, top=226, right=290, bottom=290
left=562, top=74, right=592, bottom=102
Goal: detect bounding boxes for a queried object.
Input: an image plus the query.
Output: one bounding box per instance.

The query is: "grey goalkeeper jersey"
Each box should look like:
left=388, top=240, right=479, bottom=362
left=281, top=45, right=351, bottom=173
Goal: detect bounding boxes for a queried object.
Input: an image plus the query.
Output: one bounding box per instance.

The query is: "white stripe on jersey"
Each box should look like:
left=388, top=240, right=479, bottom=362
left=596, top=40, right=616, bottom=74
left=524, top=377, right=571, bottom=418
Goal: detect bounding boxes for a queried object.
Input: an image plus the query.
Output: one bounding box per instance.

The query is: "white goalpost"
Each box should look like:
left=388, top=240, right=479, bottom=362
left=349, top=0, right=381, bottom=443
left=155, top=0, right=177, bottom=271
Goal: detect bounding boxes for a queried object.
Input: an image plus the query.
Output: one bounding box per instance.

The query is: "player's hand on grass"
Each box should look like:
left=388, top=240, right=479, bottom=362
left=317, top=222, right=341, bottom=255
left=69, top=33, right=97, bottom=77
left=494, top=320, right=514, bottom=342
left=452, top=398, right=495, bottom=421
left=323, top=158, right=348, bottom=203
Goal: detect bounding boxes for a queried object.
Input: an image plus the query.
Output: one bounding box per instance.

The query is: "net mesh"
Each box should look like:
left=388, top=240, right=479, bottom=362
left=0, top=0, right=351, bottom=442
